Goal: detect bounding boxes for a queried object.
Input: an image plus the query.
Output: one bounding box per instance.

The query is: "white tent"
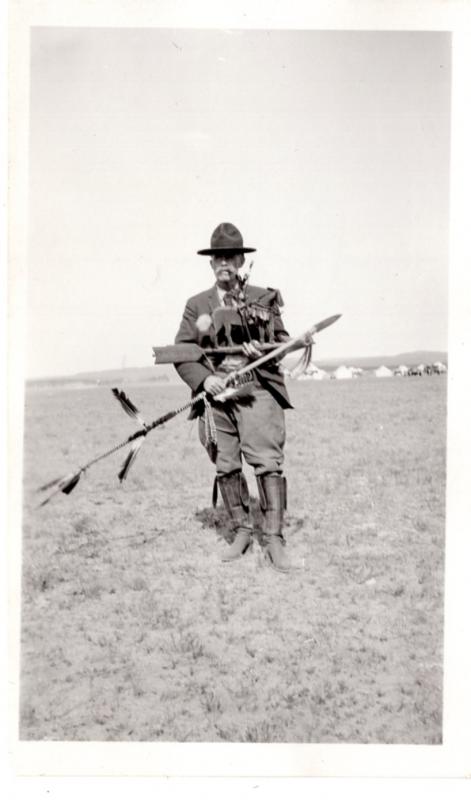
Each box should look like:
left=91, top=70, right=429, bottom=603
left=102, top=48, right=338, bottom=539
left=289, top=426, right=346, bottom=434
left=312, top=368, right=329, bottom=380
left=294, top=366, right=329, bottom=381
left=375, top=365, right=393, bottom=378
left=333, top=365, right=353, bottom=380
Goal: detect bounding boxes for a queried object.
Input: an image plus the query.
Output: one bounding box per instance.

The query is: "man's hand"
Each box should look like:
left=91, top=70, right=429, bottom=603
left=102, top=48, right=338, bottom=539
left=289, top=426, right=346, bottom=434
left=203, top=374, right=227, bottom=396
left=241, top=340, right=263, bottom=359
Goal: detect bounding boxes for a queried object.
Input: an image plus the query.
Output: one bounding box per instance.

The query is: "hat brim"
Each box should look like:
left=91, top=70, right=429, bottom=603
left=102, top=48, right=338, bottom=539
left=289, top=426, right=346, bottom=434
left=197, top=246, right=256, bottom=256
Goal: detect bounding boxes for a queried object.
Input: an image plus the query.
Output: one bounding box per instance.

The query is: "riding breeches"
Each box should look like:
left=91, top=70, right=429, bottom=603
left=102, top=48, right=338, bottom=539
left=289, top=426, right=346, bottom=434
left=198, top=385, right=286, bottom=476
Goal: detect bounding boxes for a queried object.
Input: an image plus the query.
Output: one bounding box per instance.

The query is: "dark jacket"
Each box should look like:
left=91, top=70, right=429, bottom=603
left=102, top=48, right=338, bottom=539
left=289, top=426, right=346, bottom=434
left=174, top=283, right=293, bottom=416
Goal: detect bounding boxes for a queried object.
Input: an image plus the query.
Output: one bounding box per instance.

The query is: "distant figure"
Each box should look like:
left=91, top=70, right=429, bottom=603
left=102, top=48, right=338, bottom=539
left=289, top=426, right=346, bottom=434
left=174, top=222, right=295, bottom=572
left=394, top=365, right=408, bottom=377
left=350, top=367, right=363, bottom=378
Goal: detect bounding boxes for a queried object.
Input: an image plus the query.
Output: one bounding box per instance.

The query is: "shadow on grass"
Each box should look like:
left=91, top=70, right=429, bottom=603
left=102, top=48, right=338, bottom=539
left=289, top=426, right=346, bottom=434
left=195, top=496, right=265, bottom=546
left=195, top=496, right=306, bottom=547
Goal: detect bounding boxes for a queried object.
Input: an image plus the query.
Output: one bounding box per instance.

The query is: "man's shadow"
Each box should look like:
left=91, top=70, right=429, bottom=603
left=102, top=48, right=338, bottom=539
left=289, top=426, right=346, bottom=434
left=195, top=496, right=305, bottom=546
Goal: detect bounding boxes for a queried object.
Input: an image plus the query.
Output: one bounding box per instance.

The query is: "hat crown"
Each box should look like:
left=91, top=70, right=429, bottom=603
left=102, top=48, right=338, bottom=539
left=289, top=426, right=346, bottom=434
left=197, top=222, right=256, bottom=255
left=210, top=222, right=244, bottom=251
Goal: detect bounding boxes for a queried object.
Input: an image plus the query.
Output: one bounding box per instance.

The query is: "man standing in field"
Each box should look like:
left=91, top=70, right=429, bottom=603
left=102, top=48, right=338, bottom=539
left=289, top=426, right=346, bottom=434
left=174, top=222, right=293, bottom=572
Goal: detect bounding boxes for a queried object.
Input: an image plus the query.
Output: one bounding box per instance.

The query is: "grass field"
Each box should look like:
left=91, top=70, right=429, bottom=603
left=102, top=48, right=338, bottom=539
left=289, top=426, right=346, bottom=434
left=19, top=375, right=446, bottom=743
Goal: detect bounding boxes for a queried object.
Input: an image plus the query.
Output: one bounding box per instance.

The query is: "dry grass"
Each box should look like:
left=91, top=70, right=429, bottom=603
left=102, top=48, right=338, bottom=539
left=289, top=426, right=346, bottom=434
left=19, top=376, right=446, bottom=742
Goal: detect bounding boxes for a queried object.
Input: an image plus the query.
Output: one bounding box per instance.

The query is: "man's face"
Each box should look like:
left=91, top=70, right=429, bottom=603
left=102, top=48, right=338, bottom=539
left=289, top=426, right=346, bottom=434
left=210, top=252, right=245, bottom=287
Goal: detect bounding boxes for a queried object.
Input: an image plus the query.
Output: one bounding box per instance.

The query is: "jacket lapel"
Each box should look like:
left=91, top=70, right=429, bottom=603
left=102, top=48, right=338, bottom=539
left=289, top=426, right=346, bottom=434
left=207, top=285, right=220, bottom=314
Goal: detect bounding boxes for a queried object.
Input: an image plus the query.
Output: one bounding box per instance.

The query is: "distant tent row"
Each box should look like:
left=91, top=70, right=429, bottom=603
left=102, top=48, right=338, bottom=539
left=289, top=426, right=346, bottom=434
left=296, top=367, right=329, bottom=381
left=286, top=360, right=447, bottom=380
left=406, top=362, right=447, bottom=376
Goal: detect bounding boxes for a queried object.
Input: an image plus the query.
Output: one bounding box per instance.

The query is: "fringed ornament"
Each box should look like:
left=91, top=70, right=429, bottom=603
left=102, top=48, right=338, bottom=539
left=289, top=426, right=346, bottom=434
left=203, top=396, right=218, bottom=463
left=289, top=344, right=314, bottom=378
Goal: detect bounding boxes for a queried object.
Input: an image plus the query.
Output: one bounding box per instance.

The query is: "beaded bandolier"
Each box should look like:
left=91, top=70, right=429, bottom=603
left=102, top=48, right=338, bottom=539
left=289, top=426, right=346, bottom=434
left=243, top=289, right=284, bottom=344
left=205, top=279, right=284, bottom=353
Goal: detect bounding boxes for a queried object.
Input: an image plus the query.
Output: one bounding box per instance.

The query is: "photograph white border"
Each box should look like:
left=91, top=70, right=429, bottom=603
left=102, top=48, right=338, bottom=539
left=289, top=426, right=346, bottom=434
left=7, top=0, right=471, bottom=781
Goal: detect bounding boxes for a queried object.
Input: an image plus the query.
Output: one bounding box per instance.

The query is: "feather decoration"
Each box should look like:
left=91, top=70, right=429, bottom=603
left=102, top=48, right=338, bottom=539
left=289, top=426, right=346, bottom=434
left=117, top=437, right=145, bottom=482
left=206, top=440, right=218, bottom=464
left=203, top=396, right=218, bottom=463
left=39, top=469, right=83, bottom=506
left=60, top=472, right=83, bottom=494
left=212, top=476, right=219, bottom=508
left=111, top=388, right=146, bottom=428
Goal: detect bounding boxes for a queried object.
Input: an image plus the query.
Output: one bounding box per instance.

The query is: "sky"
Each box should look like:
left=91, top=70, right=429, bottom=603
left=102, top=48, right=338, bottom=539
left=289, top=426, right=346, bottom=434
left=26, top=28, right=450, bottom=378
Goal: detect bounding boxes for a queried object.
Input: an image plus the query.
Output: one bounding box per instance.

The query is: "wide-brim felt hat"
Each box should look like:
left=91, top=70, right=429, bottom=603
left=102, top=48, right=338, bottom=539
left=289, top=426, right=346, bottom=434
left=197, top=222, right=256, bottom=255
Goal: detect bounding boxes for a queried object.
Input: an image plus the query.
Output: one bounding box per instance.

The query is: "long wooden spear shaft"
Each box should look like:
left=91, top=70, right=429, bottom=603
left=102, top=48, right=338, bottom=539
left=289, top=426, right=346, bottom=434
left=37, top=313, right=341, bottom=505
left=153, top=314, right=341, bottom=364
left=213, top=314, right=341, bottom=401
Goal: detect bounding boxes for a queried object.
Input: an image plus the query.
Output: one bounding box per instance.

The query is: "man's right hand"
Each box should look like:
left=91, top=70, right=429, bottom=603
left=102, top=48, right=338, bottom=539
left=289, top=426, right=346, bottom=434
left=203, top=374, right=228, bottom=396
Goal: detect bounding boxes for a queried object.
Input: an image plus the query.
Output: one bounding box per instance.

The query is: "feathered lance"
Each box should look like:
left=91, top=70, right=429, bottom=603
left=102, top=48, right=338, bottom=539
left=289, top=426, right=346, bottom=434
left=37, top=314, right=341, bottom=506
left=37, top=388, right=208, bottom=506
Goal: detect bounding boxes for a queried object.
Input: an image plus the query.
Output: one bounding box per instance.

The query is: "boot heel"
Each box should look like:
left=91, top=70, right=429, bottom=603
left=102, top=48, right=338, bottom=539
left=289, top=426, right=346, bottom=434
left=263, top=538, right=291, bottom=572
left=221, top=527, right=252, bottom=562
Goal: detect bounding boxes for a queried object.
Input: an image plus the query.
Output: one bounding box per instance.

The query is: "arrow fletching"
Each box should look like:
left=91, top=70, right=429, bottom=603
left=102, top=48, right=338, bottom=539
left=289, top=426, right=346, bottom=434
left=117, top=438, right=145, bottom=482
left=111, top=388, right=146, bottom=428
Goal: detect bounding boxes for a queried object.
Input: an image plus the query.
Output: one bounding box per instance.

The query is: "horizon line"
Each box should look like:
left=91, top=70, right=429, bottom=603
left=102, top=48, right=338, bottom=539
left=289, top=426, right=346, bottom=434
left=26, top=348, right=449, bottom=383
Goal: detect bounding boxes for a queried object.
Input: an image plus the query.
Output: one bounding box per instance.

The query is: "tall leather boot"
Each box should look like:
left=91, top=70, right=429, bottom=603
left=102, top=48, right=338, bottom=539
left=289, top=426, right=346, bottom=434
left=217, top=471, right=253, bottom=562
left=256, top=472, right=290, bottom=572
